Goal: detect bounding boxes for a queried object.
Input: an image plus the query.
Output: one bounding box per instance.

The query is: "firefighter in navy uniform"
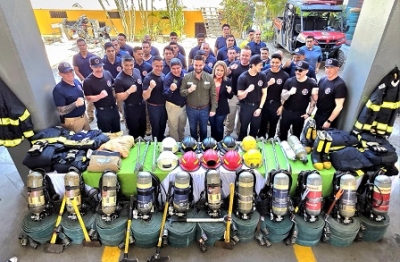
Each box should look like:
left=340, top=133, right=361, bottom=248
left=237, top=55, right=268, bottom=140
left=143, top=56, right=167, bottom=141
left=314, top=58, right=347, bottom=130
left=278, top=61, right=318, bottom=141
left=83, top=56, right=121, bottom=133
left=53, top=62, right=89, bottom=133
left=258, top=53, right=289, bottom=139
left=114, top=55, right=146, bottom=138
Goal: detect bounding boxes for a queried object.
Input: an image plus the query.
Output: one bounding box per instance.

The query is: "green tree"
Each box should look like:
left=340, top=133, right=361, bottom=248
left=165, top=0, right=185, bottom=36
left=220, top=0, right=254, bottom=38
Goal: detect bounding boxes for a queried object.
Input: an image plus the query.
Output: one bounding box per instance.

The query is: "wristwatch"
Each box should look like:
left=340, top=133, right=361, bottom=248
left=327, top=119, right=332, bottom=123
left=307, top=113, right=311, bottom=116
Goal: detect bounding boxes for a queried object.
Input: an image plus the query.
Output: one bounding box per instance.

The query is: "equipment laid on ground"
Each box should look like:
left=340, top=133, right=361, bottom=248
left=201, top=137, right=218, bottom=151
left=195, top=210, right=226, bottom=252
left=201, top=149, right=221, bottom=169
left=300, top=118, right=317, bottom=153
left=234, top=169, right=257, bottom=220
left=99, top=170, right=121, bottom=222
left=64, top=168, right=85, bottom=220
left=218, top=135, right=238, bottom=155
left=152, top=137, right=158, bottom=172
left=160, top=137, right=179, bottom=153
left=287, top=135, right=308, bottom=164
left=311, top=130, right=332, bottom=170
left=221, top=150, right=243, bottom=171
left=157, top=151, right=179, bottom=172
left=170, top=172, right=193, bottom=217
left=242, top=149, right=263, bottom=169
left=240, top=136, right=257, bottom=152
left=356, top=170, right=392, bottom=242
left=321, top=171, right=360, bottom=246
left=215, top=183, right=235, bottom=250
left=148, top=182, right=172, bottom=262
left=288, top=171, right=324, bottom=246
left=180, top=136, right=198, bottom=153
left=293, top=171, right=323, bottom=222
left=134, top=172, right=155, bottom=220
left=27, top=169, right=57, bottom=221
left=120, top=195, right=139, bottom=262
left=44, top=197, right=67, bottom=254
left=179, top=151, right=201, bottom=172
left=204, top=169, right=223, bottom=218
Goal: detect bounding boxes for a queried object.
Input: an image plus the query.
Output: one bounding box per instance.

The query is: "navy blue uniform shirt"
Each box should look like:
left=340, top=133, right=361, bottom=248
left=53, top=79, right=86, bottom=118
left=163, top=70, right=187, bottom=107
left=83, top=70, right=116, bottom=108
left=114, top=68, right=144, bottom=105
left=143, top=72, right=166, bottom=105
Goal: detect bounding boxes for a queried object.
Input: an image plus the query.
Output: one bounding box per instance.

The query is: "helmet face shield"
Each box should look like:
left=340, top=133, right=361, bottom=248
left=157, top=151, right=179, bottom=171
left=160, top=137, right=179, bottom=153
left=201, top=137, right=218, bottom=152
left=180, top=136, right=198, bottom=153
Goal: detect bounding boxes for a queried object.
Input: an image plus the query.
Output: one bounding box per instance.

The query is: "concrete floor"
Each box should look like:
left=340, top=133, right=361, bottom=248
left=0, top=118, right=399, bottom=262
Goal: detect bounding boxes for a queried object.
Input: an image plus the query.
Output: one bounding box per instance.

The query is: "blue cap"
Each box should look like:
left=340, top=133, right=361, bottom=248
left=89, top=56, right=104, bottom=67
left=58, top=62, right=73, bottom=73
left=291, top=48, right=305, bottom=56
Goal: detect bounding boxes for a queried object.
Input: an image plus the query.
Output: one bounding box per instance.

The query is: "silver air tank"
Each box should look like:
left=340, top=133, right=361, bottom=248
left=339, top=174, right=357, bottom=224
left=287, top=135, right=308, bottom=164
left=101, top=171, right=118, bottom=222
left=27, top=171, right=46, bottom=221
left=305, top=172, right=322, bottom=222
left=372, top=174, right=391, bottom=217
left=64, top=169, right=82, bottom=218
left=136, top=172, right=154, bottom=219
left=272, top=172, right=290, bottom=222
left=172, top=172, right=191, bottom=216
left=206, top=169, right=222, bottom=217
left=237, top=171, right=254, bottom=220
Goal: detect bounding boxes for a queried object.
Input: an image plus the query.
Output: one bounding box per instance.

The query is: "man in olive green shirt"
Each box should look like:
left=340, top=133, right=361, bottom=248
left=180, top=55, right=217, bottom=141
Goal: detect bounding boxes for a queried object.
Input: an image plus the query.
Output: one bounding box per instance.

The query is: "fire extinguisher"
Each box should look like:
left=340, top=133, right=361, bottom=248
left=27, top=169, right=50, bottom=221
left=205, top=169, right=222, bottom=218
left=64, top=168, right=84, bottom=220
left=235, top=169, right=256, bottom=220
left=170, top=171, right=192, bottom=217
left=100, top=170, right=120, bottom=222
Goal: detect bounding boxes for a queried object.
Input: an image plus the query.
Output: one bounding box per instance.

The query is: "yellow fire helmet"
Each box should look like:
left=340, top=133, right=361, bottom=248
left=242, top=148, right=263, bottom=169
left=240, top=136, right=258, bottom=152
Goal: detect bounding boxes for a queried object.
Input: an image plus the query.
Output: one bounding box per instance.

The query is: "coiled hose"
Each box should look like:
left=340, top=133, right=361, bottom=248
left=263, top=215, right=293, bottom=243
left=294, top=215, right=325, bottom=246
left=95, top=207, right=128, bottom=246
left=327, top=216, right=360, bottom=247
left=165, top=209, right=197, bottom=248
left=358, top=213, right=390, bottom=242
left=21, top=213, right=57, bottom=244
left=131, top=212, right=162, bottom=248
left=61, top=212, right=96, bottom=244
left=195, top=210, right=226, bottom=246
left=232, top=211, right=260, bottom=243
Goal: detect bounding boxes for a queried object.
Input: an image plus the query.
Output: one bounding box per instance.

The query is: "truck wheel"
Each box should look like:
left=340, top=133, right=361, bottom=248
left=273, top=31, right=280, bottom=48
left=336, top=49, right=346, bottom=67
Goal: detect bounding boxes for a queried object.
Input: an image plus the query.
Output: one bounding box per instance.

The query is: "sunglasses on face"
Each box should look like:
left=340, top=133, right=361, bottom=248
left=295, top=68, right=304, bottom=72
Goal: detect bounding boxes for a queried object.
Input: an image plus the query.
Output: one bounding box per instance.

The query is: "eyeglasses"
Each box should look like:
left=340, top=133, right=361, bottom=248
left=306, top=40, right=313, bottom=43
left=295, top=68, right=304, bottom=72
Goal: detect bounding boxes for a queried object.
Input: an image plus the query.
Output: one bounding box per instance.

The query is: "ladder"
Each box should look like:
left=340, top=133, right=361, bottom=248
left=201, top=7, right=221, bottom=38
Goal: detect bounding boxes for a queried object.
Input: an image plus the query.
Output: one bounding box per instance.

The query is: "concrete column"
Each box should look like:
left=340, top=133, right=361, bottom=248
left=338, top=0, right=400, bottom=131
left=0, top=0, right=59, bottom=184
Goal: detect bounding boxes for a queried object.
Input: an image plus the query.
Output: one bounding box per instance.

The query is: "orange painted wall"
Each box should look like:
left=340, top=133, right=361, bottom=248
left=33, top=9, right=203, bottom=37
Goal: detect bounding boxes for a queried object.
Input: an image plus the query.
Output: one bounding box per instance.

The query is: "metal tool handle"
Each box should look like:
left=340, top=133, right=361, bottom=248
left=225, top=183, right=235, bottom=243
left=260, top=138, right=268, bottom=176
left=50, top=196, right=66, bottom=243
left=152, top=137, right=158, bottom=172
left=270, top=138, right=280, bottom=170
left=326, top=188, right=344, bottom=218
left=71, top=197, right=91, bottom=242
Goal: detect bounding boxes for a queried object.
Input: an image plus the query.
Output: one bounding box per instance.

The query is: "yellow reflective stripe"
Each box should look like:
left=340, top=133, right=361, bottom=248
left=19, top=109, right=31, bottom=122
left=381, top=101, right=400, bottom=109
left=387, top=126, right=393, bottom=133
left=0, top=138, right=23, bottom=147
left=362, top=123, right=372, bottom=130
left=376, top=122, right=388, bottom=130
left=329, top=145, right=345, bottom=151
left=365, top=100, right=380, bottom=111
left=0, top=117, right=19, bottom=125
left=31, top=137, right=66, bottom=144
left=354, top=121, right=363, bottom=129
left=24, top=130, right=34, bottom=138
left=355, top=170, right=364, bottom=176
